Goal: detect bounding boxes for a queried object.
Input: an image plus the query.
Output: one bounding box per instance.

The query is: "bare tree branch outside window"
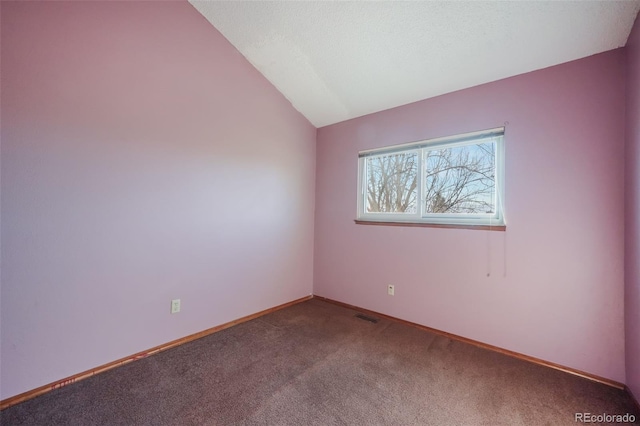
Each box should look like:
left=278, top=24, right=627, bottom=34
left=365, top=152, right=417, bottom=213
left=365, top=142, right=495, bottom=215
left=424, top=142, right=495, bottom=214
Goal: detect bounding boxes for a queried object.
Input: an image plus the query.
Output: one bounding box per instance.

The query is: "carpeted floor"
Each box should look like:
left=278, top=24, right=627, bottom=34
left=2, top=298, right=638, bottom=425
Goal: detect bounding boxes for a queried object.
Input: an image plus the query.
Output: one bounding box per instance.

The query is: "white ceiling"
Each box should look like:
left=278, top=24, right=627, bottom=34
left=190, top=1, right=640, bottom=128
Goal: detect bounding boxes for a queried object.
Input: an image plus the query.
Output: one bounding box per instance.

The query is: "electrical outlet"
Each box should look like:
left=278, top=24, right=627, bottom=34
left=171, top=299, right=181, bottom=314
left=388, top=285, right=395, bottom=296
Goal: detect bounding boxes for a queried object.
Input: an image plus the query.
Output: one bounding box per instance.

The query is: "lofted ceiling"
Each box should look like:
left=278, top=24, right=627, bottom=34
left=190, top=1, right=640, bottom=128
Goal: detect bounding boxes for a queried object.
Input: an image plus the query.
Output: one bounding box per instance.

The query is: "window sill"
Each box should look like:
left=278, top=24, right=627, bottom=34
left=354, top=220, right=506, bottom=231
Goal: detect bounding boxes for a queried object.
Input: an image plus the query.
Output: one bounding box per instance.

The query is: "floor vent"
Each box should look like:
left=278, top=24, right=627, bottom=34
left=355, top=313, right=379, bottom=323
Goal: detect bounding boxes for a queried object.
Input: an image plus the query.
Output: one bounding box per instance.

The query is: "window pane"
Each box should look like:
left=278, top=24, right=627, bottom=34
left=366, top=152, right=418, bottom=213
left=424, top=142, right=495, bottom=214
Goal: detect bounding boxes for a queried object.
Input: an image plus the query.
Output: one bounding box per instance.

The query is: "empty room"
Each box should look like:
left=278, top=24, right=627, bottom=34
left=2, top=0, right=640, bottom=424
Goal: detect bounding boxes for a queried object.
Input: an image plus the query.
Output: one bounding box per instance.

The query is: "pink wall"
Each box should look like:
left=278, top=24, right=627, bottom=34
left=626, top=13, right=640, bottom=401
left=315, top=50, right=626, bottom=382
left=0, top=2, right=315, bottom=400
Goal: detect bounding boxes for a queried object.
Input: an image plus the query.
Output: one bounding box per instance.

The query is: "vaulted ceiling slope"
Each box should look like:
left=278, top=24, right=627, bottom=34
left=191, top=1, right=640, bottom=128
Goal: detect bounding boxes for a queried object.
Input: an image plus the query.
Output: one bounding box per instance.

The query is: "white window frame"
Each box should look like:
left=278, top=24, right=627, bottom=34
left=357, top=128, right=505, bottom=228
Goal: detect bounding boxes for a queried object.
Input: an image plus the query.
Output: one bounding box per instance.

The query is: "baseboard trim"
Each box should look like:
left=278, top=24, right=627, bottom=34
left=0, top=295, right=312, bottom=411
left=313, top=296, right=626, bottom=390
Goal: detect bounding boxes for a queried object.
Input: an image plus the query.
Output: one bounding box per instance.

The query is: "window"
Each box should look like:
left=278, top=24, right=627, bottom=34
left=357, top=128, right=505, bottom=229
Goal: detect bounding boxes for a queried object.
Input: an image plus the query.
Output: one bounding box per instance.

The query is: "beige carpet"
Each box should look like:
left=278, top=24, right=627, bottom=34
left=2, top=299, right=638, bottom=425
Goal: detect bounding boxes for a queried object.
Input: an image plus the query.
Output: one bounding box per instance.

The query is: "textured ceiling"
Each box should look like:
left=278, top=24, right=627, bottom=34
left=190, top=1, right=640, bottom=128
